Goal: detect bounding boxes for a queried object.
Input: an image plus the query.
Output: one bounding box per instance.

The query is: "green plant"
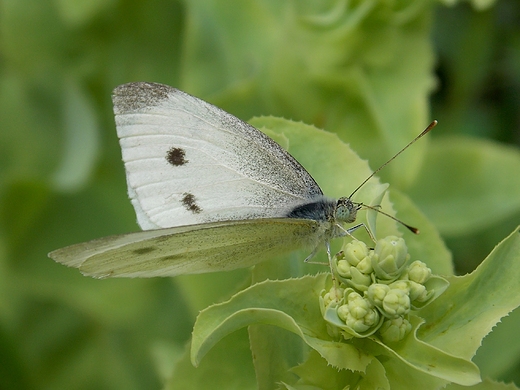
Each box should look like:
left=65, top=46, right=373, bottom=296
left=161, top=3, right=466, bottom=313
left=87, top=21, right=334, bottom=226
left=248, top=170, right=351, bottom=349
left=1, top=0, right=519, bottom=389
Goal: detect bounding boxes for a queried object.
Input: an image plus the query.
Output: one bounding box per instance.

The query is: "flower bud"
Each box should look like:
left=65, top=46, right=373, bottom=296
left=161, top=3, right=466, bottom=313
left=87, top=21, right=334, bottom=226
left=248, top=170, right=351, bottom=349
left=336, top=260, right=351, bottom=278
left=322, top=286, right=344, bottom=307
left=357, top=256, right=373, bottom=274
left=371, top=236, right=409, bottom=281
left=382, top=288, right=410, bottom=317
left=337, top=304, right=350, bottom=322
left=338, top=292, right=379, bottom=333
left=408, top=281, right=429, bottom=302
left=407, top=261, right=431, bottom=284
left=343, top=240, right=371, bottom=267
left=379, top=317, right=412, bottom=343
left=389, top=280, right=410, bottom=293
left=366, top=283, right=390, bottom=307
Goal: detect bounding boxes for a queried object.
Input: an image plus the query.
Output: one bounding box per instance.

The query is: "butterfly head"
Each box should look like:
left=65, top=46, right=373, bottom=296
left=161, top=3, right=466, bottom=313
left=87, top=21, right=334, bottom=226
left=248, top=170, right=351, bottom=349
left=335, top=197, right=361, bottom=224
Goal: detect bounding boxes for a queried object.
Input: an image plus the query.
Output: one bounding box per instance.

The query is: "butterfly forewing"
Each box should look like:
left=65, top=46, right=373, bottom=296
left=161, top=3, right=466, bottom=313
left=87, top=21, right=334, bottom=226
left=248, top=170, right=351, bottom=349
left=112, top=83, right=323, bottom=230
left=49, top=218, right=323, bottom=278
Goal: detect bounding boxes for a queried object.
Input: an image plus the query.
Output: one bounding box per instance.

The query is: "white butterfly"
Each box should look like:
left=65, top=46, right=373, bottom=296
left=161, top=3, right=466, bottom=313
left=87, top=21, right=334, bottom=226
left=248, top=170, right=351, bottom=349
left=49, top=82, right=430, bottom=278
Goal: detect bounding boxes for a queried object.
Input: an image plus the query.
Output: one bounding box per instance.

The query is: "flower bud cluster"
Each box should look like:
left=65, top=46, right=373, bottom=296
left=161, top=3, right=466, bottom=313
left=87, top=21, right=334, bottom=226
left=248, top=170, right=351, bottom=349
left=321, top=236, right=448, bottom=343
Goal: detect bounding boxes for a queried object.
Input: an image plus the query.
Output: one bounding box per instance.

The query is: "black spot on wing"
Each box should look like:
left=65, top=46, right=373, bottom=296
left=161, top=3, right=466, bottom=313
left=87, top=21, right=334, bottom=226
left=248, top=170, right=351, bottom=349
left=166, top=147, right=187, bottom=166
left=182, top=193, right=202, bottom=214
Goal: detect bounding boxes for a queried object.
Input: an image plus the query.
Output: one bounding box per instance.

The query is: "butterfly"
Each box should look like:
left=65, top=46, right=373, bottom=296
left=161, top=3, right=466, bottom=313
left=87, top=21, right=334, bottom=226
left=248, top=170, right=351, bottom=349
left=49, top=82, right=433, bottom=278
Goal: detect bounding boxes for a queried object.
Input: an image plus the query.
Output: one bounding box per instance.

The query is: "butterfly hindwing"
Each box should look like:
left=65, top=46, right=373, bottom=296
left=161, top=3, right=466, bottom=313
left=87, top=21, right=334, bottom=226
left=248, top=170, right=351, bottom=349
left=112, top=82, right=323, bottom=230
left=49, top=218, right=323, bottom=278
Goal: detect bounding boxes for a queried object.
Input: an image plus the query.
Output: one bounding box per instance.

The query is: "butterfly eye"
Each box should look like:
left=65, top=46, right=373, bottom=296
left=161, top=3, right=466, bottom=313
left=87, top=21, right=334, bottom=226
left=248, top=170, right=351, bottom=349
left=335, top=197, right=357, bottom=223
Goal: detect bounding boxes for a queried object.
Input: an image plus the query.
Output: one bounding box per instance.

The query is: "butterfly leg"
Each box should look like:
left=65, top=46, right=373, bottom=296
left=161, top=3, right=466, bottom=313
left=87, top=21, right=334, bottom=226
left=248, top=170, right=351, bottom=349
left=303, top=246, right=319, bottom=263
left=303, top=242, right=341, bottom=297
left=303, top=246, right=331, bottom=266
left=337, top=223, right=377, bottom=243
left=325, top=242, right=343, bottom=299
left=304, top=243, right=336, bottom=267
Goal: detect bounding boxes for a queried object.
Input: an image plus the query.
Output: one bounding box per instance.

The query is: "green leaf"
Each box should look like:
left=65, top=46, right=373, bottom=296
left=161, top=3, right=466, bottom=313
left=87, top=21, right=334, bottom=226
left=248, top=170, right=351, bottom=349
left=191, top=275, right=373, bottom=374
left=474, top=308, right=520, bottom=379
left=248, top=252, right=309, bottom=390
left=357, top=316, right=481, bottom=386
left=248, top=323, right=304, bottom=388
left=418, top=226, right=520, bottom=360
left=288, top=349, right=389, bottom=390
left=446, top=377, right=520, bottom=390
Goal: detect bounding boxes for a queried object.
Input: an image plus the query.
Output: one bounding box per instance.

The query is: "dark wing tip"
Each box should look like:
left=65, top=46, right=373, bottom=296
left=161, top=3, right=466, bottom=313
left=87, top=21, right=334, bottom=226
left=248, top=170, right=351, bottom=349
left=112, top=82, right=175, bottom=114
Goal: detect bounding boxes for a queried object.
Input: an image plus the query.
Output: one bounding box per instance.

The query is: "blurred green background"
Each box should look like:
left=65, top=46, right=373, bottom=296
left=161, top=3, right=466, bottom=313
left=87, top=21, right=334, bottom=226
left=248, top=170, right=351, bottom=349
left=1, top=0, right=519, bottom=388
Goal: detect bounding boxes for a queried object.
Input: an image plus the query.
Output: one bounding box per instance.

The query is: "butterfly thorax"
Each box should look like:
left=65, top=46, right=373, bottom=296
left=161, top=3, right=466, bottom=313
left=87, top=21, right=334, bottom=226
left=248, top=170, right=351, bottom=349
left=285, top=196, right=360, bottom=243
left=285, top=196, right=336, bottom=222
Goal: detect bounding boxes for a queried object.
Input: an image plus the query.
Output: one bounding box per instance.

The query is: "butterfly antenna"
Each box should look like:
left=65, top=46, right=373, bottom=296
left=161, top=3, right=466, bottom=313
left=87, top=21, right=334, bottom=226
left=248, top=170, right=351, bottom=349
left=349, top=120, right=438, bottom=235
left=361, top=204, right=420, bottom=234
left=348, top=120, right=437, bottom=200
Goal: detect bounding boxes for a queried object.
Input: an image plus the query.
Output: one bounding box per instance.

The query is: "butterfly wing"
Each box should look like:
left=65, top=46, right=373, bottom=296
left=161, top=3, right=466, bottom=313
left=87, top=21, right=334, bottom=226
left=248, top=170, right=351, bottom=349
left=49, top=218, right=323, bottom=278
left=112, top=82, right=323, bottom=230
